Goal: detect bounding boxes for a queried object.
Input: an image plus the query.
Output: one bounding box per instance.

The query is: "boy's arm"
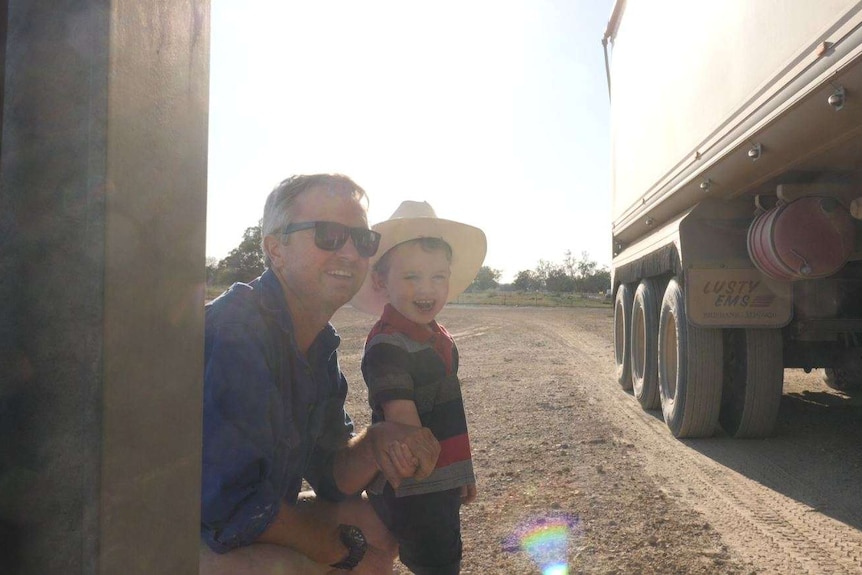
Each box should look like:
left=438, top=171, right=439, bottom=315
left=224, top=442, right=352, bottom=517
left=361, top=338, right=421, bottom=430
left=378, top=400, right=424, bottom=479
left=381, top=399, right=422, bottom=427
left=360, top=341, right=436, bottom=481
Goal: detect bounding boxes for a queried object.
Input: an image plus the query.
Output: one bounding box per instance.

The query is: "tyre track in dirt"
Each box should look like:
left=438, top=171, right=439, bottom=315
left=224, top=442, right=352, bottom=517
left=523, top=307, right=862, bottom=575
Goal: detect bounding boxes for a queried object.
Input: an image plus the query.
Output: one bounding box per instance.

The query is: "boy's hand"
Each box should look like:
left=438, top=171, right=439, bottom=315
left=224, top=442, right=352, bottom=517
left=386, top=441, right=419, bottom=479
left=460, top=483, right=477, bottom=505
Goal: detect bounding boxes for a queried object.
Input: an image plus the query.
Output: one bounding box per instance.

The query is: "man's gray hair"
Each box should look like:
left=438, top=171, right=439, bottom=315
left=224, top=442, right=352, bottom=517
left=260, top=174, right=368, bottom=267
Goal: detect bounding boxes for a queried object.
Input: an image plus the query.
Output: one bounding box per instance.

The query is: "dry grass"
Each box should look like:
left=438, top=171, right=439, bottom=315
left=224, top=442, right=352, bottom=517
left=206, top=283, right=611, bottom=309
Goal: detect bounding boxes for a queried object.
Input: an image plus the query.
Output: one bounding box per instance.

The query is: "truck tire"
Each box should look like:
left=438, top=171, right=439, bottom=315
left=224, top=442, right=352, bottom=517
left=658, top=278, right=723, bottom=438
left=719, top=329, right=783, bottom=438
left=614, top=283, right=634, bottom=391
left=631, top=279, right=661, bottom=409
left=821, top=367, right=862, bottom=392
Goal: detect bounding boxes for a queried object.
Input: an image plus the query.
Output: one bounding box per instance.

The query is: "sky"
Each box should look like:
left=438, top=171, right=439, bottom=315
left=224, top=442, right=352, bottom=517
left=207, top=0, right=615, bottom=283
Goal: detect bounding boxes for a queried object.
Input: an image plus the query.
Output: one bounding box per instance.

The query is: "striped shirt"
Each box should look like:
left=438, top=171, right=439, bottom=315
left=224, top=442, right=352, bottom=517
left=362, top=304, right=475, bottom=497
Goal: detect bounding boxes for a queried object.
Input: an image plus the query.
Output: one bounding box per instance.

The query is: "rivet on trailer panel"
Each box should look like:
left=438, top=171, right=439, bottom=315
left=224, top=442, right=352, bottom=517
left=748, top=143, right=762, bottom=161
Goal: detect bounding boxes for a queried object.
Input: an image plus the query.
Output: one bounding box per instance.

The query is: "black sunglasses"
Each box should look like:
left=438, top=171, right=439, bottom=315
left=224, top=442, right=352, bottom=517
left=281, top=221, right=381, bottom=258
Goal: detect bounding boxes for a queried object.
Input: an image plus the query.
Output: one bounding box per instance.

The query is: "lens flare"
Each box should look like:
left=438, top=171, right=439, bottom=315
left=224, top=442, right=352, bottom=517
left=503, top=512, right=581, bottom=574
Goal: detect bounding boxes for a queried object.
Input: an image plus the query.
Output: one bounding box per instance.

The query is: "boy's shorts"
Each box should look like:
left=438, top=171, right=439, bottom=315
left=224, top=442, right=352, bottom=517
left=370, top=486, right=463, bottom=575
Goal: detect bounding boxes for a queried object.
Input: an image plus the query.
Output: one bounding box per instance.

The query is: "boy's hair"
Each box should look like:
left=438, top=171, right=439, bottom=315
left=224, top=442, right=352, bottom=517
left=260, top=174, right=368, bottom=266
left=373, top=237, right=453, bottom=276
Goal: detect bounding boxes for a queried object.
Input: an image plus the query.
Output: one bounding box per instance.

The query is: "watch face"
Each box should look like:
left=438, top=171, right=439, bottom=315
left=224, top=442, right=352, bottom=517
left=343, top=524, right=367, bottom=548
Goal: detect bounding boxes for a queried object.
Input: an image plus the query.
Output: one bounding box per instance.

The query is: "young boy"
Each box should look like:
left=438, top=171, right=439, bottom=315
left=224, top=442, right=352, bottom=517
left=350, top=201, right=487, bottom=575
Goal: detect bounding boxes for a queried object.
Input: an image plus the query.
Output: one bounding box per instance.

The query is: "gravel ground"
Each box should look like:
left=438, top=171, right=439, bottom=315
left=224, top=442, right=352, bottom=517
left=332, top=303, right=862, bottom=575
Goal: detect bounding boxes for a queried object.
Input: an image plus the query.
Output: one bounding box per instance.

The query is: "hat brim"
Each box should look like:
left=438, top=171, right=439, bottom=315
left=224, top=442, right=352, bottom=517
left=350, top=217, right=487, bottom=316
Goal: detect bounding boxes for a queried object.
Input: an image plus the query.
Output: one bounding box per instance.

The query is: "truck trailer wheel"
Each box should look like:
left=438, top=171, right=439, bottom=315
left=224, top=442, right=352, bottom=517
left=658, top=278, right=723, bottom=438
left=719, top=329, right=783, bottom=438
left=614, top=283, right=634, bottom=391
left=631, top=279, right=661, bottom=409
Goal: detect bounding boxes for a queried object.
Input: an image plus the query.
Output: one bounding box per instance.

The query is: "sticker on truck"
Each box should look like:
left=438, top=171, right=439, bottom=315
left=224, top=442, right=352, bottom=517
left=685, top=268, right=792, bottom=328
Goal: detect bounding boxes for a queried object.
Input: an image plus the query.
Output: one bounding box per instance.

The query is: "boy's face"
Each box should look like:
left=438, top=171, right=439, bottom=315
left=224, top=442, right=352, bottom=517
left=374, top=241, right=451, bottom=326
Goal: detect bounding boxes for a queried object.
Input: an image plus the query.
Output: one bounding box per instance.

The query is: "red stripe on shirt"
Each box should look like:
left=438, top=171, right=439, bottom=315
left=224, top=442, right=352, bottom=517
left=436, top=433, right=472, bottom=468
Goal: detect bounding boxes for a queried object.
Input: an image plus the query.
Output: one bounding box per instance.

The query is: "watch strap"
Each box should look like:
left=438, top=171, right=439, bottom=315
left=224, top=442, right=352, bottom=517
left=329, top=524, right=367, bottom=571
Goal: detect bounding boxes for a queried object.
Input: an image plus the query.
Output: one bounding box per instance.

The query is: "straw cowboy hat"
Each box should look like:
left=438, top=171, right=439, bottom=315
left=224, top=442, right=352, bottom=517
left=350, top=200, right=487, bottom=316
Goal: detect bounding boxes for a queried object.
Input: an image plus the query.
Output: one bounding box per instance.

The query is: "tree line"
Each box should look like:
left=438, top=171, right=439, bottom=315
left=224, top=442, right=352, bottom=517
left=207, top=225, right=610, bottom=294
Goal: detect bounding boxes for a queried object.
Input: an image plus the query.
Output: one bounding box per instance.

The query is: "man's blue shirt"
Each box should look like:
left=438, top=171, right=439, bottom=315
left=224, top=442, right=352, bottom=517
left=201, top=269, right=355, bottom=553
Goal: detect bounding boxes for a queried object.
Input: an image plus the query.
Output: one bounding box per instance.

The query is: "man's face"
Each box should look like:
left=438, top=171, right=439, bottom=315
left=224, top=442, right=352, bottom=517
left=374, top=241, right=451, bottom=326
left=268, top=185, right=371, bottom=317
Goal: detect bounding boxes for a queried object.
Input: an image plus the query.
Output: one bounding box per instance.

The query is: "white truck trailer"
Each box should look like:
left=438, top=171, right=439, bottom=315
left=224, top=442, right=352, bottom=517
left=605, top=1, right=862, bottom=438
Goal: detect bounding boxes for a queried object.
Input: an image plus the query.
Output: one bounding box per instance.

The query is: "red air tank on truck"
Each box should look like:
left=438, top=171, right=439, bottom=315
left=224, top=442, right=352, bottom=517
left=604, top=1, right=862, bottom=438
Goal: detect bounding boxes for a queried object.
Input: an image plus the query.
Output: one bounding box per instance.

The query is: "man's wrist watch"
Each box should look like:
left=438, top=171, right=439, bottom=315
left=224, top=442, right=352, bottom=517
left=329, top=524, right=367, bottom=571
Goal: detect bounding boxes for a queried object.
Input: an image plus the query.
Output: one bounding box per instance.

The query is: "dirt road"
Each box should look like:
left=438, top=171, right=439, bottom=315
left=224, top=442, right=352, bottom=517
left=333, top=304, right=862, bottom=574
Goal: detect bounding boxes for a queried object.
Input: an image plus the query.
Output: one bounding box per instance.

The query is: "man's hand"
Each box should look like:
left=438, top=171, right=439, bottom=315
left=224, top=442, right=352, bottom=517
left=370, top=422, right=440, bottom=488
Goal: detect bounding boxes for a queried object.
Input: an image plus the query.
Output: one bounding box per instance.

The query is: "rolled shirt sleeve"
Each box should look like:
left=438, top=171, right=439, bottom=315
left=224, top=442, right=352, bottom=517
left=362, top=338, right=417, bottom=411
